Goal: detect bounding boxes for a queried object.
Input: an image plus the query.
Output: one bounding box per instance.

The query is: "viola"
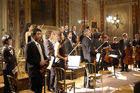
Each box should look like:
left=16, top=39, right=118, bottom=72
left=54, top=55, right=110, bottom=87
left=104, top=47, right=113, bottom=63
left=123, top=48, right=134, bottom=65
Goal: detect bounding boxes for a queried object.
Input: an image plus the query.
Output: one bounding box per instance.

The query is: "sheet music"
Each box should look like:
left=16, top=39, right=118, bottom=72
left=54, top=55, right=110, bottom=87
left=96, top=53, right=101, bottom=62
left=47, top=56, right=54, bottom=70
left=109, top=54, right=118, bottom=58
left=68, top=56, right=81, bottom=69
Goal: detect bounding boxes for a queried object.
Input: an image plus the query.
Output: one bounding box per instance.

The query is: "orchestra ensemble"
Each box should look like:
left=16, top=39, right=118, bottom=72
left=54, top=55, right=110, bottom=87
left=1, top=23, right=140, bottom=93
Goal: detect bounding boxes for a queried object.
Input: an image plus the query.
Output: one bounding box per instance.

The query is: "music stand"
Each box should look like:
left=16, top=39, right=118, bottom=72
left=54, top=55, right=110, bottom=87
left=109, top=54, right=118, bottom=78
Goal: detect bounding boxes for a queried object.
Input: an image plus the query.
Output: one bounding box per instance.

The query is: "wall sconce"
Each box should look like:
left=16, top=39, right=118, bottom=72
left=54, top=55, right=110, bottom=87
left=106, top=14, right=120, bottom=29
left=78, top=19, right=89, bottom=24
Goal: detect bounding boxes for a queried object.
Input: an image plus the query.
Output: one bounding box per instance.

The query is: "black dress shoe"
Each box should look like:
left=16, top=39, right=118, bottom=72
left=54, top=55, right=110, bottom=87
left=120, top=70, right=124, bottom=72
left=125, top=70, right=129, bottom=72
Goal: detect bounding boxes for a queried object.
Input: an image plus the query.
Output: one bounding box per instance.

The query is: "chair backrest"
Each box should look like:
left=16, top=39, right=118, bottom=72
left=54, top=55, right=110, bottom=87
left=7, top=75, right=17, bottom=93
left=54, top=67, right=66, bottom=82
left=85, top=63, right=95, bottom=74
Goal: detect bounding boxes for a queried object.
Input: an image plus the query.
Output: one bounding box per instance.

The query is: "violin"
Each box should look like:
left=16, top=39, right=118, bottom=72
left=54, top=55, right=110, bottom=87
left=123, top=48, right=134, bottom=65
left=104, top=47, right=113, bottom=63
left=40, top=57, right=51, bottom=75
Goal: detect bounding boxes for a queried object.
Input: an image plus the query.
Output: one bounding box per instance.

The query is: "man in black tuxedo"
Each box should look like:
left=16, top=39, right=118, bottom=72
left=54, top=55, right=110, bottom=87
left=71, top=25, right=78, bottom=43
left=63, top=31, right=74, bottom=55
left=44, top=31, right=55, bottom=92
left=82, top=29, right=97, bottom=88
left=119, top=33, right=131, bottom=72
left=25, top=28, right=48, bottom=93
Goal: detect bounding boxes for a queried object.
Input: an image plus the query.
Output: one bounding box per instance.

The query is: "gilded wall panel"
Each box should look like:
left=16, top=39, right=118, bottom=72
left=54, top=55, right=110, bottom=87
left=88, top=0, right=100, bottom=29
left=70, top=0, right=82, bottom=34
left=105, top=4, right=132, bottom=40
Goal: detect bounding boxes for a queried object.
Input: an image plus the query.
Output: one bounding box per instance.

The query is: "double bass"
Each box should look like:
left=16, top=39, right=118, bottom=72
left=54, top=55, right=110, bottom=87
left=123, top=47, right=134, bottom=65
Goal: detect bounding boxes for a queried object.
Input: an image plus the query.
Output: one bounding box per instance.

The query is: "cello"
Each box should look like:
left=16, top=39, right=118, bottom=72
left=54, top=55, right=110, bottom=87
left=123, top=47, right=134, bottom=65
left=104, top=47, right=113, bottom=63
left=135, top=47, right=140, bottom=61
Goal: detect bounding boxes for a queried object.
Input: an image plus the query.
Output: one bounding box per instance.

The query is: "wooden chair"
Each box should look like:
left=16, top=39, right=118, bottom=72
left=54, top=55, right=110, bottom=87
left=54, top=67, right=75, bottom=93
left=85, top=63, right=103, bottom=91
left=7, top=75, right=34, bottom=93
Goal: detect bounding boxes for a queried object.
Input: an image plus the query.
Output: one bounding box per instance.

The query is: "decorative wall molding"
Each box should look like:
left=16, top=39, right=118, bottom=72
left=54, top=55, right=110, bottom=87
left=7, top=0, right=16, bottom=45
left=19, top=0, right=26, bottom=48
left=82, top=0, right=88, bottom=30
left=100, top=0, right=104, bottom=32
left=104, top=2, right=133, bottom=40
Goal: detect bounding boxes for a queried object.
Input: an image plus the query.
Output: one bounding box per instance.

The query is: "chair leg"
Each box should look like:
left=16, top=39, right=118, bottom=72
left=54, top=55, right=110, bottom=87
left=74, top=83, right=75, bottom=93
left=101, top=76, right=103, bottom=89
left=86, top=78, right=89, bottom=89
left=65, top=85, right=67, bottom=93
left=94, top=77, right=96, bottom=92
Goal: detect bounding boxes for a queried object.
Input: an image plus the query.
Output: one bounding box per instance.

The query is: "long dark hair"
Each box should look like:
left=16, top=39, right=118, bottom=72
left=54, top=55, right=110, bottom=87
left=25, top=23, right=32, bottom=32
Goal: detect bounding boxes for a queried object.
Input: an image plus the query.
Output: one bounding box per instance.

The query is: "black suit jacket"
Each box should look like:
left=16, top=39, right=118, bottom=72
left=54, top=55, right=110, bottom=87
left=63, top=38, right=74, bottom=55
left=82, top=36, right=95, bottom=62
left=119, top=39, right=130, bottom=53
left=63, top=30, right=68, bottom=38
left=72, top=31, right=77, bottom=43
left=25, top=41, right=47, bottom=77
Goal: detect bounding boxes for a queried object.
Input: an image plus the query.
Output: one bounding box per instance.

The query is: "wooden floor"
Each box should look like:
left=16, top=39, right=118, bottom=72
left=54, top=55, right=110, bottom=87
left=1, top=64, right=140, bottom=93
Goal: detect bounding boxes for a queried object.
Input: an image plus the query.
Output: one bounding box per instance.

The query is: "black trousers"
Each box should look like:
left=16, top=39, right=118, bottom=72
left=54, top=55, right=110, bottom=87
left=136, top=61, right=140, bottom=68
left=47, top=67, right=55, bottom=89
left=121, top=57, right=128, bottom=71
left=3, top=70, right=13, bottom=93
left=29, top=75, right=44, bottom=93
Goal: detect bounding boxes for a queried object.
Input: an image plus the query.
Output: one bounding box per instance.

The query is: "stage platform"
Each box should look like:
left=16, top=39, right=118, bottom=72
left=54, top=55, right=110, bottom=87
left=0, top=62, right=85, bottom=92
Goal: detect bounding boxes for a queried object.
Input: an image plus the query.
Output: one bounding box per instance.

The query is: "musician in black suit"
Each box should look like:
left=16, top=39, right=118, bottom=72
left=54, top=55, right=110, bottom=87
left=63, top=31, right=74, bottom=55
left=71, top=25, right=78, bottom=43
left=82, top=29, right=97, bottom=88
left=119, top=33, right=131, bottom=72
left=25, top=28, right=48, bottom=93
left=2, top=35, right=17, bottom=93
left=44, top=31, right=55, bottom=92
left=63, top=25, right=69, bottom=38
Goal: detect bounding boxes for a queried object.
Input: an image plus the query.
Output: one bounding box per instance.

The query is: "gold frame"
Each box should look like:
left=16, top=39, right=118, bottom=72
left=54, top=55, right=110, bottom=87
left=90, top=16, right=97, bottom=29
left=26, top=0, right=58, bottom=30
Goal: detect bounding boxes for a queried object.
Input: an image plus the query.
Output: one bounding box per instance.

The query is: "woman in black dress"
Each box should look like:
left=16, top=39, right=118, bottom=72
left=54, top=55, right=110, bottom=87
left=2, top=35, right=17, bottom=93
left=25, top=23, right=33, bottom=44
left=55, top=32, right=68, bottom=69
